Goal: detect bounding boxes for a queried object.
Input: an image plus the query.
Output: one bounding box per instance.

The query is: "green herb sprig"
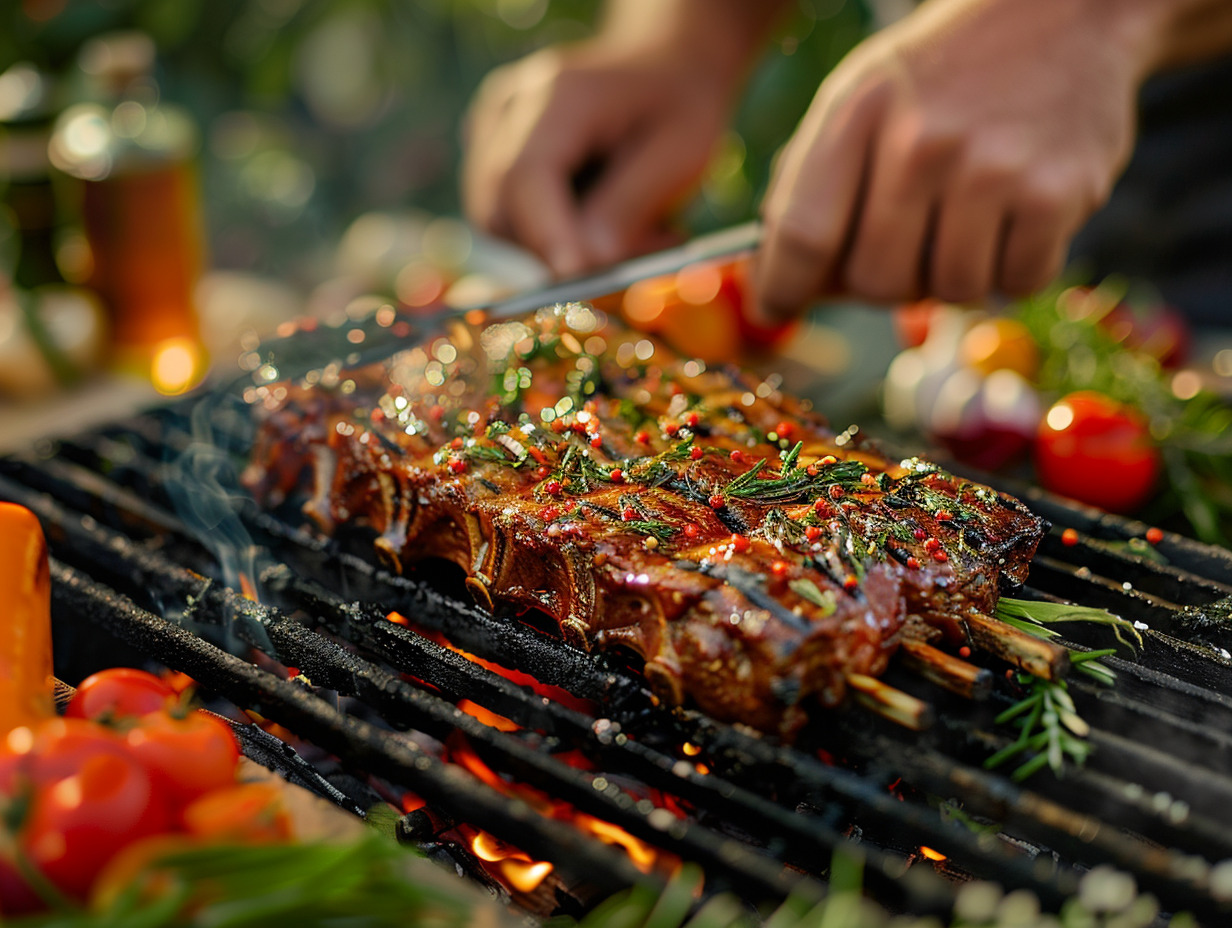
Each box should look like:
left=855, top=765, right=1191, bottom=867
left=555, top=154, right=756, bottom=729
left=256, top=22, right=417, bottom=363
left=985, top=596, right=1138, bottom=779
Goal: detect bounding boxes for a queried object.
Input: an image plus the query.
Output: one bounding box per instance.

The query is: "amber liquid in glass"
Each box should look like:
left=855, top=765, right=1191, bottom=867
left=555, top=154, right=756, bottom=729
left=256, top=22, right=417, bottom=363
left=79, top=160, right=205, bottom=358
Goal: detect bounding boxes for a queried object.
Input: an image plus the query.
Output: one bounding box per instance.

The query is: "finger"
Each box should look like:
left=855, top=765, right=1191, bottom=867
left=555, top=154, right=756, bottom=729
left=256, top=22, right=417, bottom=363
left=461, top=67, right=522, bottom=234
left=579, top=120, right=716, bottom=265
left=929, top=156, right=1018, bottom=304
left=503, top=162, right=589, bottom=278
left=998, top=178, right=1087, bottom=296
left=842, top=115, right=956, bottom=304
left=754, top=83, right=885, bottom=322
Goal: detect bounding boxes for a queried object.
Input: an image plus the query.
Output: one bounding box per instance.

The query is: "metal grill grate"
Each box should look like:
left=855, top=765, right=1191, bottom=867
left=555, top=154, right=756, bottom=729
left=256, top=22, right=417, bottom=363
left=5, top=319, right=1232, bottom=924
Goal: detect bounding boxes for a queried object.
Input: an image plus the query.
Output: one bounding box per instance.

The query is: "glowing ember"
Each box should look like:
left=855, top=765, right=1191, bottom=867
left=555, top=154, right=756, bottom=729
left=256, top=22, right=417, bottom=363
left=457, top=699, right=519, bottom=732
left=920, top=846, right=947, bottom=862
left=575, top=814, right=658, bottom=873
left=386, top=612, right=595, bottom=714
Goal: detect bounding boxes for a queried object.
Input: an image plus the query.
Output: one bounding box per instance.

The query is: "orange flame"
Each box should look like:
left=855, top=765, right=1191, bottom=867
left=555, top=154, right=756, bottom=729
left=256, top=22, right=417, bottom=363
left=464, top=827, right=555, bottom=893
left=574, top=814, right=659, bottom=873
left=380, top=613, right=678, bottom=883
left=920, top=846, right=947, bottom=862
left=239, top=573, right=259, bottom=602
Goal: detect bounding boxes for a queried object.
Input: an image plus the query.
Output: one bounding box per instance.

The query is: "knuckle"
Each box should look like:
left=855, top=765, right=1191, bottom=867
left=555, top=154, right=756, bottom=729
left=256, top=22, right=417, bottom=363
left=900, top=126, right=960, bottom=178
left=845, top=258, right=915, bottom=304
left=1016, top=171, right=1078, bottom=220
left=766, top=212, right=841, bottom=263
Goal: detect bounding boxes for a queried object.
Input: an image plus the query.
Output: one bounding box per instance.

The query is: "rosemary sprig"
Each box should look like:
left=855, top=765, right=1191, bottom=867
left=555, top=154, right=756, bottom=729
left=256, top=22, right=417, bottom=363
left=986, top=596, right=1135, bottom=778
left=623, top=520, right=677, bottom=543
left=985, top=674, right=1091, bottom=781
left=723, top=454, right=868, bottom=505
left=995, top=596, right=1143, bottom=655
left=788, top=577, right=837, bottom=616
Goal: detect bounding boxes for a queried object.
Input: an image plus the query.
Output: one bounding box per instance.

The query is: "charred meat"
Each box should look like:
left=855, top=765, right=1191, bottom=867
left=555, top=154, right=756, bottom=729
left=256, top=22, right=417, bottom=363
left=244, top=304, right=1046, bottom=736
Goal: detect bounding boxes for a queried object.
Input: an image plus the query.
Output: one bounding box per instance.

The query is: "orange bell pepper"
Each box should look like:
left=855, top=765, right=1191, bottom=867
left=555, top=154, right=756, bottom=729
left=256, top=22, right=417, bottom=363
left=0, top=502, right=54, bottom=732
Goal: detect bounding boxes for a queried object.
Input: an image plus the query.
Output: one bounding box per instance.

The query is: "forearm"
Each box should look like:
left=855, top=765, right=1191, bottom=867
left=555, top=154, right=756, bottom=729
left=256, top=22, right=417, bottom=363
left=597, top=0, right=793, bottom=89
left=1078, top=0, right=1232, bottom=77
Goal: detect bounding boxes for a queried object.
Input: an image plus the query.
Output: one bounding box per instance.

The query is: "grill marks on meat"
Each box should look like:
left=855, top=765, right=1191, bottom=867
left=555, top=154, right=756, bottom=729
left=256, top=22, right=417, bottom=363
left=244, top=305, right=1046, bottom=736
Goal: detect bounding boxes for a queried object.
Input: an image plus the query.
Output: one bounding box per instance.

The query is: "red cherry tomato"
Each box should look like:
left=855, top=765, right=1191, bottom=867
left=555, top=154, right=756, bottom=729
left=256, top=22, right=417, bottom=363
left=65, top=668, right=178, bottom=722
left=124, top=709, right=240, bottom=808
left=1034, top=391, right=1161, bottom=513
left=891, top=299, right=945, bottom=348
left=0, top=717, right=127, bottom=793
left=181, top=782, right=294, bottom=844
left=20, top=751, right=170, bottom=902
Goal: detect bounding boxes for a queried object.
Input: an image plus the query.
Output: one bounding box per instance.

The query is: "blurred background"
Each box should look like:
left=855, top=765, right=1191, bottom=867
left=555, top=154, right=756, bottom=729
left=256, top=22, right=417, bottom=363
left=0, top=0, right=868, bottom=294
left=5, top=1, right=1230, bottom=542
left=0, top=0, right=872, bottom=426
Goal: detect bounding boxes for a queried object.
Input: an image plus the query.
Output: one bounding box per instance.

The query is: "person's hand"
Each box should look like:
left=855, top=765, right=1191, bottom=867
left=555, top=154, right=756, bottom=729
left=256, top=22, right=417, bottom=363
left=755, top=0, right=1159, bottom=318
left=463, top=3, right=784, bottom=277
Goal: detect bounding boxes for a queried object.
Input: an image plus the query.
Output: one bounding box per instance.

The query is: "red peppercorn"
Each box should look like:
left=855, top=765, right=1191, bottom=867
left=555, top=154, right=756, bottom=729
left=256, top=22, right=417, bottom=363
left=828, top=485, right=845, bottom=500
left=535, top=465, right=550, bottom=480
left=684, top=523, right=701, bottom=539
left=843, top=574, right=859, bottom=591
left=542, top=506, right=560, bottom=522
left=805, top=464, right=819, bottom=478
left=545, top=479, right=562, bottom=496
left=609, top=468, right=625, bottom=483
left=635, top=429, right=651, bottom=445
left=622, top=507, right=637, bottom=522
left=730, top=449, right=746, bottom=464
left=933, top=549, right=949, bottom=563
left=551, top=419, right=567, bottom=434
left=1146, top=526, right=1164, bottom=545
left=813, top=500, right=830, bottom=517
left=771, top=560, right=789, bottom=578
left=1061, top=527, right=1080, bottom=547
left=665, top=423, right=680, bottom=437
left=708, top=494, right=725, bottom=509
left=958, top=646, right=972, bottom=659
left=447, top=457, right=467, bottom=474
left=450, top=437, right=464, bottom=451
left=684, top=412, right=700, bottom=428
left=689, top=446, right=704, bottom=461
left=805, top=526, right=823, bottom=541
left=913, top=527, right=927, bottom=540
left=924, top=537, right=940, bottom=552
left=590, top=435, right=603, bottom=449
left=730, top=534, right=750, bottom=554
left=906, top=556, right=920, bottom=570
left=936, top=509, right=954, bottom=522
left=775, top=421, right=794, bottom=440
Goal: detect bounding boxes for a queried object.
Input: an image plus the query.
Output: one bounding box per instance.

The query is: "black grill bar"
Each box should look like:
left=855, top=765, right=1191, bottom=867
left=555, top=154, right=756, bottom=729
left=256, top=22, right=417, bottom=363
left=49, top=558, right=655, bottom=899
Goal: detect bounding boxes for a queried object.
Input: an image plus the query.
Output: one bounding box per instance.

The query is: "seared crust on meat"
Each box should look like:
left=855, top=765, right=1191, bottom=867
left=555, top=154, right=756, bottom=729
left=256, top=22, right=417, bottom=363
left=243, top=304, right=1045, bottom=736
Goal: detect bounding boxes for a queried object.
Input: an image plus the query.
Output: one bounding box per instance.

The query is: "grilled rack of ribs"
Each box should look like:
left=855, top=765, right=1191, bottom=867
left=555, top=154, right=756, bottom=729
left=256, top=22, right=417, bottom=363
left=244, top=303, right=1050, bottom=737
